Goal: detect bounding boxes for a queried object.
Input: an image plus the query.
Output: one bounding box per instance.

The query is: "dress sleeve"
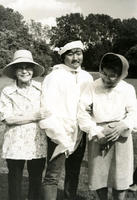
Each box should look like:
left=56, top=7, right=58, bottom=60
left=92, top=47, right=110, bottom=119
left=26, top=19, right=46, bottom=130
left=78, top=83, right=103, bottom=140
left=0, top=89, right=13, bottom=121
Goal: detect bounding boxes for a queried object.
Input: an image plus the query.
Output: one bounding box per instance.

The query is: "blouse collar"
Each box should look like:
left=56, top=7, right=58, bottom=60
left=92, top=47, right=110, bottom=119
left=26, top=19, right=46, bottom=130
left=5, top=80, right=41, bottom=95
left=95, top=78, right=126, bottom=94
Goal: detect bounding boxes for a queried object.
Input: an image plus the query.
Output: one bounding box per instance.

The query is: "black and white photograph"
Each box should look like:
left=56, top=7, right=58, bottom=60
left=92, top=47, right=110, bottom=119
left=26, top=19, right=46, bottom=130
left=0, top=0, right=137, bottom=199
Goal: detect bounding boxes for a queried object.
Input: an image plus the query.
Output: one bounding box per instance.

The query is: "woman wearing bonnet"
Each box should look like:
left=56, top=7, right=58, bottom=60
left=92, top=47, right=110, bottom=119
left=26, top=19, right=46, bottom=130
left=78, top=53, right=137, bottom=200
left=0, top=50, right=51, bottom=200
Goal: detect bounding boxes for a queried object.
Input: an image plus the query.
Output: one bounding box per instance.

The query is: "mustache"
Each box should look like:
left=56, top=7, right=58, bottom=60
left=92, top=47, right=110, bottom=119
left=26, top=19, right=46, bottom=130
left=71, top=60, right=79, bottom=63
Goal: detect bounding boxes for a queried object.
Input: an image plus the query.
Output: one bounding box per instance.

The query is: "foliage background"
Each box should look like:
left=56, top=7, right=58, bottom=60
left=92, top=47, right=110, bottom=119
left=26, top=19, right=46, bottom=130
left=0, top=5, right=137, bottom=77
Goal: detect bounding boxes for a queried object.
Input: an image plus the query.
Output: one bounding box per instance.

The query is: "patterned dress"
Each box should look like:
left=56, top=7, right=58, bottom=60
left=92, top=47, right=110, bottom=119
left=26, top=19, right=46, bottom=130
left=0, top=80, right=47, bottom=160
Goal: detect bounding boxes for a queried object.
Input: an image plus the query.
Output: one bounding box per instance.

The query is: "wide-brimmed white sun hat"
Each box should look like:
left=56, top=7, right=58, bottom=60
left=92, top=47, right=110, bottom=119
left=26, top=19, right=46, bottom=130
left=2, top=50, right=45, bottom=79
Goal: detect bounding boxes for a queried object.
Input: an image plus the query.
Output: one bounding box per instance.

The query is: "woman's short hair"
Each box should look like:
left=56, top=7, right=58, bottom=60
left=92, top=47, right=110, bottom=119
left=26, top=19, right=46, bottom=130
left=101, top=54, right=122, bottom=76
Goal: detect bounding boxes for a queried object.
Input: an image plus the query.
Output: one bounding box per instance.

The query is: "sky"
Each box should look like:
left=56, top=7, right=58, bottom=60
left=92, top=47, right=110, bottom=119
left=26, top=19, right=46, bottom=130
left=1, top=0, right=137, bottom=27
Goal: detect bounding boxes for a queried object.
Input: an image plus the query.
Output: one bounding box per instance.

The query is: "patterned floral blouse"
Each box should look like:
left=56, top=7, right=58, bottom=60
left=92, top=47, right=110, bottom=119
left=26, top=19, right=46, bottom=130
left=0, top=80, right=47, bottom=160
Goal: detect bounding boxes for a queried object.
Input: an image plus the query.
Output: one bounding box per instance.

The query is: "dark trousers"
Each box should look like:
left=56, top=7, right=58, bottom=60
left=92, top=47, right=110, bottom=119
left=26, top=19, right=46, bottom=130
left=42, top=133, right=86, bottom=200
left=133, top=167, right=137, bottom=184
left=6, top=158, right=46, bottom=200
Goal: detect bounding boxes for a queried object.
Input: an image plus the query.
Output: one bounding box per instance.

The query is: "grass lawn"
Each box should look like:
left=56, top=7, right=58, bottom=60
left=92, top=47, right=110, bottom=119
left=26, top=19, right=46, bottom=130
left=0, top=75, right=137, bottom=200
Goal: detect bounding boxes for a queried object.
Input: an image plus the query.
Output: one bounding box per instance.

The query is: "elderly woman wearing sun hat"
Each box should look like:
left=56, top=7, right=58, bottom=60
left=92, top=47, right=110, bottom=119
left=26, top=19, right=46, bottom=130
left=0, top=50, right=51, bottom=200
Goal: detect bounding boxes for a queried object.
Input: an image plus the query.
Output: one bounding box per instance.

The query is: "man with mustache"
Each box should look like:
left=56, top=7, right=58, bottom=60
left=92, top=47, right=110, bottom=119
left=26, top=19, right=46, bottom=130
left=39, top=38, right=93, bottom=200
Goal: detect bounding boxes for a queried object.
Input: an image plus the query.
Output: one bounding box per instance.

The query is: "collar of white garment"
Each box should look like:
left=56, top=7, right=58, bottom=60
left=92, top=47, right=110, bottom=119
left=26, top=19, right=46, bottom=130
left=53, top=64, right=81, bottom=73
left=95, top=78, right=127, bottom=94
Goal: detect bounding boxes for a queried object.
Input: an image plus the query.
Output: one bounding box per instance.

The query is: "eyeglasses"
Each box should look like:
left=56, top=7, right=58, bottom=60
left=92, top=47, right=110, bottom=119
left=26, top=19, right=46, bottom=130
left=16, top=66, right=33, bottom=71
left=100, top=71, right=117, bottom=81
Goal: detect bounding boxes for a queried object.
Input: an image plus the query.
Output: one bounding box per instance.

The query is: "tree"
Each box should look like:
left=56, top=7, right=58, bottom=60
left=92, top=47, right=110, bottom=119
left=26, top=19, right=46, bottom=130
left=82, top=14, right=116, bottom=70
left=125, top=45, right=137, bottom=78
left=1, top=5, right=137, bottom=76
left=27, top=20, right=51, bottom=42
left=0, top=5, right=25, bottom=31
left=0, top=5, right=53, bottom=74
left=31, top=39, right=53, bottom=74
left=49, top=13, right=121, bottom=71
left=49, top=13, right=86, bottom=47
left=83, top=40, right=113, bottom=71
left=113, top=18, right=137, bottom=55
left=0, top=5, right=32, bottom=69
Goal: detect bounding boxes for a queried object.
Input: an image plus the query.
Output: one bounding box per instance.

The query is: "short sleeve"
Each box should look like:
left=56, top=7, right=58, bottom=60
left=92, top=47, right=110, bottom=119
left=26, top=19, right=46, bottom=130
left=0, top=90, right=13, bottom=121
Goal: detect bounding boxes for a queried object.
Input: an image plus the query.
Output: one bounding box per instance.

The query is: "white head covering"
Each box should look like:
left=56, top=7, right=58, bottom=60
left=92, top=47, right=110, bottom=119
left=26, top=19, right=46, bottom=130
left=53, top=40, right=84, bottom=55
left=99, top=52, right=129, bottom=80
left=2, top=50, right=45, bottom=79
